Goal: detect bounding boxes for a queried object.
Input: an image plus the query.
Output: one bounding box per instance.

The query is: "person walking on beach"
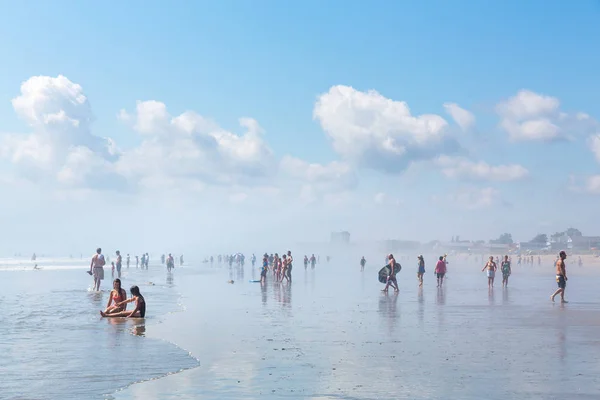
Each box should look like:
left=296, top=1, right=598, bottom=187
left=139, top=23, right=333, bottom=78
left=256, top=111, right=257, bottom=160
left=482, top=256, right=497, bottom=288
left=501, top=255, right=511, bottom=288
left=360, top=256, right=367, bottom=272
left=551, top=251, right=568, bottom=303
left=382, top=254, right=399, bottom=293
left=89, top=248, right=105, bottom=291
left=417, top=255, right=425, bottom=287
left=126, top=254, right=130, bottom=269
left=261, top=254, right=268, bottom=284
left=434, top=256, right=446, bottom=287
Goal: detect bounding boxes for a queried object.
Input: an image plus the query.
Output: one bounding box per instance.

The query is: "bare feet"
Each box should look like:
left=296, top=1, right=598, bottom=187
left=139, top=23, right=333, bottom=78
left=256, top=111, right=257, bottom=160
left=561, top=300, right=568, bottom=303
left=100, top=311, right=106, bottom=317
left=550, top=295, right=555, bottom=302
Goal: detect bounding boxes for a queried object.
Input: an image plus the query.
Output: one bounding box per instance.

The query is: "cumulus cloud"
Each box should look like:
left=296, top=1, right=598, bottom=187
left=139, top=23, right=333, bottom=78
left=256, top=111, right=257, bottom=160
left=1, top=75, right=120, bottom=187
left=313, top=85, right=459, bottom=174
left=443, top=103, right=475, bottom=131
left=115, top=101, right=275, bottom=188
left=496, top=90, right=598, bottom=141
left=436, top=156, right=529, bottom=182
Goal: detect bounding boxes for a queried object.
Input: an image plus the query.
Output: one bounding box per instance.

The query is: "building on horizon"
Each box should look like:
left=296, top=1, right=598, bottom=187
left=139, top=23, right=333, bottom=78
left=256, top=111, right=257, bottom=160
left=330, top=231, right=350, bottom=245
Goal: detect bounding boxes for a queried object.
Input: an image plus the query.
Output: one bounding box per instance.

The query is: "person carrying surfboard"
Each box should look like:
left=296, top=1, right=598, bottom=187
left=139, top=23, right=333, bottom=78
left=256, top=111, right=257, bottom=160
left=382, top=254, right=399, bottom=293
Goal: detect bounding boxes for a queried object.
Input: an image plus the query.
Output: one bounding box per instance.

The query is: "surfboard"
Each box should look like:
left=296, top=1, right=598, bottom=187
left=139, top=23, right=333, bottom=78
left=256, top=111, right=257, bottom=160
left=249, top=280, right=261, bottom=283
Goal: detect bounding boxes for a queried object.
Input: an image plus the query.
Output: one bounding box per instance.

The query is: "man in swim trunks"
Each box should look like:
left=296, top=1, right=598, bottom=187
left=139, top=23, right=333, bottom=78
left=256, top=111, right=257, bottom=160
left=89, top=247, right=106, bottom=291
left=551, top=250, right=568, bottom=303
left=382, top=254, right=399, bottom=293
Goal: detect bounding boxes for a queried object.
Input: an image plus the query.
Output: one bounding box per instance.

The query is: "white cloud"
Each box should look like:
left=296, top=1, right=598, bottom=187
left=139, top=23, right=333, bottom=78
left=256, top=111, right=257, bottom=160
left=279, top=156, right=356, bottom=190
left=443, top=103, right=475, bottom=131
left=588, top=134, right=600, bottom=163
left=313, top=85, right=458, bottom=173
left=374, top=192, right=402, bottom=206
left=436, top=156, right=529, bottom=182
left=586, top=175, right=600, bottom=194
left=444, top=187, right=505, bottom=209
left=116, top=101, right=275, bottom=188
left=496, top=89, right=598, bottom=141
left=1, top=75, right=119, bottom=187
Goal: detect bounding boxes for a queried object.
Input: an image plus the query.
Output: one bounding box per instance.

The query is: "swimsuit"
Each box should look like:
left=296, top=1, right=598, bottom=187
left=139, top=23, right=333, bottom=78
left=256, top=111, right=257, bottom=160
left=556, top=274, right=566, bottom=289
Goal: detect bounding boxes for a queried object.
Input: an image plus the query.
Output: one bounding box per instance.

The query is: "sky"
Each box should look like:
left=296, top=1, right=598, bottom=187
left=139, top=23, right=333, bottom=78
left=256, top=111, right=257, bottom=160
left=0, top=0, right=599, bottom=256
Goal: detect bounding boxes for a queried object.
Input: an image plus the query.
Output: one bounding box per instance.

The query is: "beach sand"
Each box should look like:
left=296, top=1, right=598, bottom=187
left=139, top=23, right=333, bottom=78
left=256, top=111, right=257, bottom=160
left=111, top=255, right=600, bottom=399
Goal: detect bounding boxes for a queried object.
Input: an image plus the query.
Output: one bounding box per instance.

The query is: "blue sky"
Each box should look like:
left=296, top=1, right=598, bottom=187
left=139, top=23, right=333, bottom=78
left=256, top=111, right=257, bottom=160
left=0, top=0, right=599, bottom=255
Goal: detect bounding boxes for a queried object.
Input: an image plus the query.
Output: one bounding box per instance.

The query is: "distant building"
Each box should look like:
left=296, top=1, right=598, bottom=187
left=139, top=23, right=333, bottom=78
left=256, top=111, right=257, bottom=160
left=570, top=236, right=600, bottom=250
left=330, top=231, right=350, bottom=245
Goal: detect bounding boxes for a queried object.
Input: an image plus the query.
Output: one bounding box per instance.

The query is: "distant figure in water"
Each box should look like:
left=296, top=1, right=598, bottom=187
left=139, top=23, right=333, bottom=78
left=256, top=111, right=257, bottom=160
left=310, top=254, right=316, bottom=269
left=101, top=285, right=146, bottom=318
left=166, top=253, right=174, bottom=271
left=261, top=254, right=268, bottom=284
left=180, top=255, right=184, bottom=266
left=161, top=254, right=166, bottom=265
left=434, top=256, right=446, bottom=287
left=126, top=254, right=130, bottom=268
left=111, top=262, right=115, bottom=278
left=115, top=250, right=122, bottom=278
left=326, top=256, right=330, bottom=263
left=482, top=256, right=497, bottom=289
left=286, top=251, right=293, bottom=282
left=551, top=251, right=568, bottom=303
left=417, top=255, right=425, bottom=287
left=89, top=248, right=106, bottom=291
left=31, top=253, right=36, bottom=261
left=501, top=255, right=511, bottom=288
left=104, top=278, right=127, bottom=315
left=578, top=256, right=583, bottom=267
left=135, top=255, right=139, bottom=268
left=360, top=256, right=366, bottom=272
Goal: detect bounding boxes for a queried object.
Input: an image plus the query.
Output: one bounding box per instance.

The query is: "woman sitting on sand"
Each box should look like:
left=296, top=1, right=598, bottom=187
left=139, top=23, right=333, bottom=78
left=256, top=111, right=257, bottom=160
left=101, top=286, right=146, bottom=318
left=104, top=279, right=127, bottom=314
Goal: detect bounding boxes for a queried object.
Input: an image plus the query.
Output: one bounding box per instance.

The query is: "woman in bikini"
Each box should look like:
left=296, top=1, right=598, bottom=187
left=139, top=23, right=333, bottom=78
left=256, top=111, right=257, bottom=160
left=103, top=278, right=127, bottom=314
left=482, top=256, right=497, bottom=288
left=101, top=286, right=146, bottom=318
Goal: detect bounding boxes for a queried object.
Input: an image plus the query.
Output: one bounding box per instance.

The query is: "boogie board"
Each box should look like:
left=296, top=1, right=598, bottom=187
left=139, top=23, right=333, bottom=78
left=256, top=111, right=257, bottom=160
left=249, top=280, right=261, bottom=283
left=378, top=262, right=401, bottom=284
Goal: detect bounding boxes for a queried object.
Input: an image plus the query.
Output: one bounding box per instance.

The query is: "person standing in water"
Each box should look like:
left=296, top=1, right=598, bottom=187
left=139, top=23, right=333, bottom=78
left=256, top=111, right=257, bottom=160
left=360, top=256, right=366, bottom=272
left=501, top=255, right=511, bottom=288
left=260, top=254, right=268, bottom=283
left=180, top=255, right=184, bottom=266
left=101, top=285, right=146, bottom=318
left=417, top=255, right=425, bottom=287
left=286, top=251, right=293, bottom=282
left=310, top=254, right=316, bottom=269
left=115, top=250, right=122, bottom=279
left=166, top=253, right=174, bottom=272
left=434, top=256, right=446, bottom=287
left=89, top=248, right=106, bottom=291
left=482, top=256, right=497, bottom=288
left=551, top=251, right=568, bottom=303
left=126, top=254, right=130, bottom=268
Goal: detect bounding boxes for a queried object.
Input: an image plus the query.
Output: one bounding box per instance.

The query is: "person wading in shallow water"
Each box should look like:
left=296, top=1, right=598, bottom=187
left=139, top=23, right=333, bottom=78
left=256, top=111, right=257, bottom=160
left=551, top=251, right=568, bottom=303
left=89, top=248, right=105, bottom=291
left=501, top=255, right=511, bottom=288
left=482, top=256, right=497, bottom=289
left=434, top=256, right=446, bottom=287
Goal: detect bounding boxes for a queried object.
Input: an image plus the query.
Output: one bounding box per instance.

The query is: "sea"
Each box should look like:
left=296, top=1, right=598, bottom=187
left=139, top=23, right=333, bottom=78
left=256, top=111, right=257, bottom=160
left=2, top=253, right=600, bottom=399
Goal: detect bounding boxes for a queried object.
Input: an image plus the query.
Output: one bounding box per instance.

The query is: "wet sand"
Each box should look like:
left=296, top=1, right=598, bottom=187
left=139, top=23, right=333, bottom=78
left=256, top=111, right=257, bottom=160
left=114, top=258, right=600, bottom=399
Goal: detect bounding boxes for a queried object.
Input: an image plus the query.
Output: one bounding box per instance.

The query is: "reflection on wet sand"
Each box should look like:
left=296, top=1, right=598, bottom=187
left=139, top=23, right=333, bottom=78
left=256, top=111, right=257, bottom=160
left=113, top=259, right=600, bottom=400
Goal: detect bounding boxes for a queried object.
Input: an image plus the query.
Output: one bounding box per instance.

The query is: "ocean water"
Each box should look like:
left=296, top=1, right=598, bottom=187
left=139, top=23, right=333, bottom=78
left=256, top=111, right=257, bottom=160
left=0, top=259, right=199, bottom=400
left=4, top=255, right=600, bottom=399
